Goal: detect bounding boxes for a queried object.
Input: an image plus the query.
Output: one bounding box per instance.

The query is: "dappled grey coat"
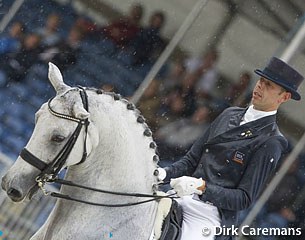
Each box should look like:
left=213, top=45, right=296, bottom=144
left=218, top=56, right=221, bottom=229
left=164, top=106, right=288, bottom=240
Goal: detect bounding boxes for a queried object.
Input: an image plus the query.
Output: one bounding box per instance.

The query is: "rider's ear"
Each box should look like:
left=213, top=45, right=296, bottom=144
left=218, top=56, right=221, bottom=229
left=73, top=103, right=89, bottom=119
left=48, top=62, right=70, bottom=94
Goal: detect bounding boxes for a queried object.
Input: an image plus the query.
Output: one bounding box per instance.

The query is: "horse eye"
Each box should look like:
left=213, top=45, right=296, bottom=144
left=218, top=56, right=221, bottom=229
left=51, top=135, right=65, bottom=143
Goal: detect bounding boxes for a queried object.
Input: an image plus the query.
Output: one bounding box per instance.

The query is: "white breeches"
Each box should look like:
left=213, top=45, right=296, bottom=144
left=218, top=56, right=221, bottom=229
left=176, top=195, right=221, bottom=240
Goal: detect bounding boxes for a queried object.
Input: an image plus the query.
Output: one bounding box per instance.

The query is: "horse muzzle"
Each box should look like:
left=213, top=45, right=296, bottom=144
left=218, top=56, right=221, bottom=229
left=1, top=173, right=36, bottom=202
left=2, top=179, right=23, bottom=202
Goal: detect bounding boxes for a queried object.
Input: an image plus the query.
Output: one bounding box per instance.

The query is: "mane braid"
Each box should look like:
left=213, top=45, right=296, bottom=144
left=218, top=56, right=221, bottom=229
left=83, top=87, right=160, bottom=164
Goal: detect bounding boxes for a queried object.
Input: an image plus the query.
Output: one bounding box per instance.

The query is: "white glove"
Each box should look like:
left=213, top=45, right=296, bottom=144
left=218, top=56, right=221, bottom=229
left=154, top=168, right=167, bottom=181
left=170, top=176, right=204, bottom=197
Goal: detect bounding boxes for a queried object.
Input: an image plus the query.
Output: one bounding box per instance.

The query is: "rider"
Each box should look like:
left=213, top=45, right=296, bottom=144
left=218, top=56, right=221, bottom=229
left=156, top=57, right=304, bottom=240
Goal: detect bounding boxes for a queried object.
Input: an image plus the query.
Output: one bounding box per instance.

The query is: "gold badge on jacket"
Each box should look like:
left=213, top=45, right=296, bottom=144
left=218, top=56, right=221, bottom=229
left=241, top=130, right=252, bottom=137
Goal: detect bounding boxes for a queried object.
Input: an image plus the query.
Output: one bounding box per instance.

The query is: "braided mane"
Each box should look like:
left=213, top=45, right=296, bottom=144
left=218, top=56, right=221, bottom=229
left=85, top=87, right=160, bottom=165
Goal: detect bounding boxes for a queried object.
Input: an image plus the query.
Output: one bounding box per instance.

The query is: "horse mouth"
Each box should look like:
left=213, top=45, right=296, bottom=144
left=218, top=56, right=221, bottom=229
left=6, top=184, right=38, bottom=202
left=8, top=194, right=24, bottom=202
left=27, top=184, right=40, bottom=200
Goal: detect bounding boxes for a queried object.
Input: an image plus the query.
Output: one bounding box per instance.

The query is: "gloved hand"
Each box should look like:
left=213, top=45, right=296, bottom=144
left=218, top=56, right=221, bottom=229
left=154, top=168, right=167, bottom=181
left=170, top=176, right=205, bottom=197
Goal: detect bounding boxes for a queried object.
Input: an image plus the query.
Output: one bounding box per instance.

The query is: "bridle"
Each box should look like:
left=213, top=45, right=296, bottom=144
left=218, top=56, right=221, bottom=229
left=20, top=87, right=176, bottom=206
left=20, top=87, right=89, bottom=189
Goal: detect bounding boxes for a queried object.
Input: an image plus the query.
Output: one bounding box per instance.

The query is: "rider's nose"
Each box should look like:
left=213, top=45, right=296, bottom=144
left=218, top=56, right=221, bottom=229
left=7, top=187, right=22, bottom=199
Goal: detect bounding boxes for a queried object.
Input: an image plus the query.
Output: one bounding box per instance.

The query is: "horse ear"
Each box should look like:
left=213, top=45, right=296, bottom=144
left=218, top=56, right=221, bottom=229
left=73, top=103, right=90, bottom=119
left=48, top=62, right=70, bottom=94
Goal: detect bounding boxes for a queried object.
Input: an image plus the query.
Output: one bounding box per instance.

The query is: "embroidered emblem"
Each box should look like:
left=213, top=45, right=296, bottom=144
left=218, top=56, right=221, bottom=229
left=232, top=151, right=245, bottom=164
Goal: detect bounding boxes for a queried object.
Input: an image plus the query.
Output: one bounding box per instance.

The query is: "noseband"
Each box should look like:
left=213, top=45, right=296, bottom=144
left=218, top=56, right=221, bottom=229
left=20, top=87, right=89, bottom=186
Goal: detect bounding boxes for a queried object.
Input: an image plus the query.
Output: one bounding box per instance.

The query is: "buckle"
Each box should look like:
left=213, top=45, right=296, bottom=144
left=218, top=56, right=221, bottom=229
left=35, top=174, right=56, bottom=195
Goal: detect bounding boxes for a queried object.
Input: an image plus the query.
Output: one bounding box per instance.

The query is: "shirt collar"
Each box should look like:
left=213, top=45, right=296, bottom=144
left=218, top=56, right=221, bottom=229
left=241, top=105, right=277, bottom=125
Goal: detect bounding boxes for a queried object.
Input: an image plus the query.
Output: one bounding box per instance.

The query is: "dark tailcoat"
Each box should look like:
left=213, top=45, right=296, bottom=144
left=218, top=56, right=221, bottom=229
left=164, top=107, right=288, bottom=240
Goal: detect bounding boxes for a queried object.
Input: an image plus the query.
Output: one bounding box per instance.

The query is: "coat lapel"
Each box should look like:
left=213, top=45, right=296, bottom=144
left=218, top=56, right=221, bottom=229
left=227, top=109, right=245, bottom=130
left=209, top=108, right=245, bottom=138
left=207, top=114, right=277, bottom=145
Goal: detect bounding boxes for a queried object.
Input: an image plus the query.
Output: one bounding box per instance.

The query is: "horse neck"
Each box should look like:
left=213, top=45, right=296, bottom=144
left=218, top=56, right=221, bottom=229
left=64, top=93, right=158, bottom=194
left=40, top=92, right=158, bottom=240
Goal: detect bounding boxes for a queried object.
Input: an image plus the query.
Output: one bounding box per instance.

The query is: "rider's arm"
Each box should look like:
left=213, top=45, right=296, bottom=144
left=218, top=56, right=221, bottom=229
left=163, top=127, right=210, bottom=182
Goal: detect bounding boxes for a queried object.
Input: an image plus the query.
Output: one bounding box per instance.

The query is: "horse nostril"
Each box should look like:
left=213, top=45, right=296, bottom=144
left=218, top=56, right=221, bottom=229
left=7, top=188, right=22, bottom=199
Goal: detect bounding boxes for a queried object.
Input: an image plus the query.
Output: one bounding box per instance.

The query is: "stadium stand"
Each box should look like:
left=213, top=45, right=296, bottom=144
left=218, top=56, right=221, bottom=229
left=0, top=0, right=157, bottom=160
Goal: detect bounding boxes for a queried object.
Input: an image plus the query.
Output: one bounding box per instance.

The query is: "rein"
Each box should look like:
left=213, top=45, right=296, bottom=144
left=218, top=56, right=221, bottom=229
left=46, top=178, right=176, bottom=207
left=20, top=87, right=176, bottom=206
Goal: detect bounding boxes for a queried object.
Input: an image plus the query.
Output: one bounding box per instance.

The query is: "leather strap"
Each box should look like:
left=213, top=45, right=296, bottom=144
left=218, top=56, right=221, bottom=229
left=20, top=148, right=48, bottom=171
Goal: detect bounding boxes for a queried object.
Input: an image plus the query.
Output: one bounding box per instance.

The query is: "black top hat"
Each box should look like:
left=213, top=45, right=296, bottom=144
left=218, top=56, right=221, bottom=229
left=254, top=57, right=303, bottom=100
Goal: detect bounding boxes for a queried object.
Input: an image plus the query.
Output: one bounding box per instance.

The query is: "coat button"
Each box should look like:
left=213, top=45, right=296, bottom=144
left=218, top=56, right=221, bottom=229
left=205, top=148, right=209, bottom=153
left=199, top=164, right=203, bottom=168
left=217, top=172, right=221, bottom=177
left=226, top=159, right=230, bottom=163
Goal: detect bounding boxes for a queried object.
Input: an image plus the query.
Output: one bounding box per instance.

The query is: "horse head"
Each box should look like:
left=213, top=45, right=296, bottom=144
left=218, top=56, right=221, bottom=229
left=1, top=63, right=99, bottom=202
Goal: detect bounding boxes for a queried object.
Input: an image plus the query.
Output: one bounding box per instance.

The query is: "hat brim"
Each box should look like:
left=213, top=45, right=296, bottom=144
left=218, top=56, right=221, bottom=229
left=254, top=69, right=301, bottom=101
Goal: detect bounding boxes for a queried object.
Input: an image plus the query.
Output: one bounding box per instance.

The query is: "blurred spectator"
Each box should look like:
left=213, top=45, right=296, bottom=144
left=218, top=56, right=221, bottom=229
left=225, top=71, right=252, bottom=107
left=74, top=16, right=99, bottom=38
left=101, top=3, right=143, bottom=48
left=159, top=59, right=186, bottom=95
left=137, top=79, right=161, bottom=131
left=35, top=13, right=62, bottom=47
left=155, top=104, right=210, bottom=161
left=39, top=26, right=84, bottom=71
left=158, top=86, right=187, bottom=127
left=130, top=10, right=166, bottom=65
left=184, top=48, right=219, bottom=100
left=182, top=49, right=218, bottom=115
left=2, top=33, right=42, bottom=82
left=0, top=21, right=25, bottom=55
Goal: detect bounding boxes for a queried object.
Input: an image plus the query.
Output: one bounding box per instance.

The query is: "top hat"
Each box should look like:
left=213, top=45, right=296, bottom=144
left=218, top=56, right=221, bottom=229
left=254, top=57, right=303, bottom=100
